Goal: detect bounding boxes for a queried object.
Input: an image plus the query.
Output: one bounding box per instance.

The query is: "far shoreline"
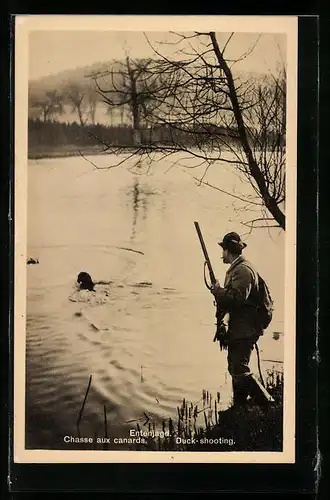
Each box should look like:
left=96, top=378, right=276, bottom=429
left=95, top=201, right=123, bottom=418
left=28, top=144, right=157, bottom=160
left=28, top=145, right=110, bottom=160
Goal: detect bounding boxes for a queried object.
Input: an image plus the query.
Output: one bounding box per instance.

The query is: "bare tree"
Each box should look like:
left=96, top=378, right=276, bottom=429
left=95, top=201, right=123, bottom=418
left=208, top=32, right=285, bottom=229
left=64, top=83, right=88, bottom=126
left=86, top=89, right=98, bottom=125
left=29, top=89, right=64, bottom=122
left=88, top=33, right=286, bottom=230
left=91, top=57, right=167, bottom=144
left=241, top=70, right=286, bottom=228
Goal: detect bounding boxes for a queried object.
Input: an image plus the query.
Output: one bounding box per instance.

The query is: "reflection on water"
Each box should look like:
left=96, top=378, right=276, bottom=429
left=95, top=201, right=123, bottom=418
left=131, top=178, right=139, bottom=240
left=130, top=177, right=154, bottom=241
left=25, top=154, right=284, bottom=450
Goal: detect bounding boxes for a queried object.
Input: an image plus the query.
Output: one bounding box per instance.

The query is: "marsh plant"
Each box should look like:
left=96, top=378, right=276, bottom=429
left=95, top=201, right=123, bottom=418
left=77, top=368, right=283, bottom=452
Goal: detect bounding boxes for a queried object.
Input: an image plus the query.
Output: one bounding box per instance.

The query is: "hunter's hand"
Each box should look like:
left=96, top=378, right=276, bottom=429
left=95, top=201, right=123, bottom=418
left=210, top=280, right=223, bottom=295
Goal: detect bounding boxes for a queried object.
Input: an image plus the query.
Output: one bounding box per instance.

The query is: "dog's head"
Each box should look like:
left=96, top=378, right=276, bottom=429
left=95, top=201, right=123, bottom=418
left=77, top=272, right=95, bottom=291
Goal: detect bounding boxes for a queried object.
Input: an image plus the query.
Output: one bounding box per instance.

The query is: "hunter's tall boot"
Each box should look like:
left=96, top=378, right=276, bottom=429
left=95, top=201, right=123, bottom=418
left=232, top=377, right=250, bottom=407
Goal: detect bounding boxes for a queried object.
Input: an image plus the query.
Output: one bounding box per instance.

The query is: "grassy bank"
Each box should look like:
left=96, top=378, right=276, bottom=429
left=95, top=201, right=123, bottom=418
left=133, top=370, right=283, bottom=452
left=75, top=368, right=283, bottom=453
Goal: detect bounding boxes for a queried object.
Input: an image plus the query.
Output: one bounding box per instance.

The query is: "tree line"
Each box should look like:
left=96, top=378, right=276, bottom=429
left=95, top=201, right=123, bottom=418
left=28, top=119, right=134, bottom=149
left=28, top=118, right=250, bottom=151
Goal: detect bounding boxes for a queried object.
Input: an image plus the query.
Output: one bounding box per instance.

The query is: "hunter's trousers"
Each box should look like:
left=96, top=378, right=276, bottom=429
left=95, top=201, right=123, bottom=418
left=227, top=339, right=255, bottom=381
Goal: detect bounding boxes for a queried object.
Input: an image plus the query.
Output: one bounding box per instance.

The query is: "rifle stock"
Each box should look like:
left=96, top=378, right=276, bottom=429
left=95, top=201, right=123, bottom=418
left=194, top=221, right=216, bottom=286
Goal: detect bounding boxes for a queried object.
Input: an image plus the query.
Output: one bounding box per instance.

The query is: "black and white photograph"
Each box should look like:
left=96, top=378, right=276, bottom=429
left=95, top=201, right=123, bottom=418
left=14, top=16, right=297, bottom=463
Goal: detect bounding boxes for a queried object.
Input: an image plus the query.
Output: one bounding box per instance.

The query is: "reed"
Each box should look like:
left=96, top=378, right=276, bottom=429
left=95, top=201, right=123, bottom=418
left=145, top=367, right=284, bottom=452
left=103, top=404, right=109, bottom=450
left=76, top=374, right=92, bottom=431
left=80, top=368, right=283, bottom=452
left=93, top=429, right=98, bottom=451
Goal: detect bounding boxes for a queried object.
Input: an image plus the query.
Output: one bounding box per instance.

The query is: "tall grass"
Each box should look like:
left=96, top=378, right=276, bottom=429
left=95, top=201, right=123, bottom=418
left=134, top=368, right=283, bottom=452
left=76, top=368, right=283, bottom=452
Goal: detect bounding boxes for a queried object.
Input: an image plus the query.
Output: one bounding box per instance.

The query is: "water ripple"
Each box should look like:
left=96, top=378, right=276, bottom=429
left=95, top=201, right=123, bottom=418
left=25, top=156, right=284, bottom=450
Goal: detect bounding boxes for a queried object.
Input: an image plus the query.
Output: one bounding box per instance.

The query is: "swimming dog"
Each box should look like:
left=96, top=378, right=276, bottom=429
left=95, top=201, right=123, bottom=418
left=77, top=272, right=95, bottom=291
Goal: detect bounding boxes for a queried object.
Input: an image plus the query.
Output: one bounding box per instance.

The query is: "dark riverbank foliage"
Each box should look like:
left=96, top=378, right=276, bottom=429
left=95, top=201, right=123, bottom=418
left=28, top=119, right=134, bottom=156
left=72, top=368, right=283, bottom=453
left=28, top=118, right=243, bottom=159
left=133, top=369, right=283, bottom=452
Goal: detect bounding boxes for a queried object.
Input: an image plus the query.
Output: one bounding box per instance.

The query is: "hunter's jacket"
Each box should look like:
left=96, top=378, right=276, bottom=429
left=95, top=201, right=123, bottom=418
left=214, top=256, right=263, bottom=342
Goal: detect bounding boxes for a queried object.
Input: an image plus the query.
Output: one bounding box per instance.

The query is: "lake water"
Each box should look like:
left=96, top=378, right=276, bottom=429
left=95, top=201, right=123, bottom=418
left=25, top=152, right=284, bottom=450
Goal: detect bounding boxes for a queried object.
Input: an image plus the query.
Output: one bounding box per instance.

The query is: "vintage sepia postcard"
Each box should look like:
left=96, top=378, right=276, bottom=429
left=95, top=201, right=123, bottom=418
left=14, top=15, right=298, bottom=464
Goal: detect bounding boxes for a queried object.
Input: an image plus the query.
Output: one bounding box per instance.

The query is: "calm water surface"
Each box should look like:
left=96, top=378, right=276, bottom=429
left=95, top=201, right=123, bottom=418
left=26, top=153, right=284, bottom=449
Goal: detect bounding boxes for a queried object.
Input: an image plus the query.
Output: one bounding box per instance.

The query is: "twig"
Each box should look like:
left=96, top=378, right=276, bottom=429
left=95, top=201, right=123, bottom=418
left=115, top=246, right=144, bottom=256
left=192, top=176, right=262, bottom=205
left=77, top=375, right=92, bottom=429
left=104, top=405, right=108, bottom=438
left=103, top=404, right=109, bottom=450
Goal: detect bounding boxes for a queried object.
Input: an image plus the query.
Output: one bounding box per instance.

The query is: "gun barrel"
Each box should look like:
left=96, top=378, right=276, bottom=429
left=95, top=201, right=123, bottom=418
left=194, top=221, right=216, bottom=285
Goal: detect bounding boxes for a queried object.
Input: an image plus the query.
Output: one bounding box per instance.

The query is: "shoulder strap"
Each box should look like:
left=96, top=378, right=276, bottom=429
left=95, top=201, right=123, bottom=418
left=238, top=261, right=259, bottom=289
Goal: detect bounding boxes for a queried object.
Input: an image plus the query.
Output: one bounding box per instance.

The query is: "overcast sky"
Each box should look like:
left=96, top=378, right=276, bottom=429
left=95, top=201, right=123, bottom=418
left=29, top=31, right=286, bottom=81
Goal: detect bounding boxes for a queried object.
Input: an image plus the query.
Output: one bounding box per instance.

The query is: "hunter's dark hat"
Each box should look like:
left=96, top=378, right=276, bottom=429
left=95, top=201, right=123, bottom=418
left=218, top=232, right=247, bottom=250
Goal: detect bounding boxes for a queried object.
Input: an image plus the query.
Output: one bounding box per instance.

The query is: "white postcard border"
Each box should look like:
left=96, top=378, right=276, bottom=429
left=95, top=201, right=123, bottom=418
left=14, top=15, right=298, bottom=464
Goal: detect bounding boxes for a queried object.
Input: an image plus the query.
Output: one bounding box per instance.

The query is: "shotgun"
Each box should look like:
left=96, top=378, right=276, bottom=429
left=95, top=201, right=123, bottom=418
left=194, top=221, right=216, bottom=289
left=194, top=221, right=228, bottom=350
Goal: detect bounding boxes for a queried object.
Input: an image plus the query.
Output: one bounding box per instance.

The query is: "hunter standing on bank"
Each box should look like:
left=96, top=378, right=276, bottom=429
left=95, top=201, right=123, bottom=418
left=211, top=232, right=274, bottom=408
